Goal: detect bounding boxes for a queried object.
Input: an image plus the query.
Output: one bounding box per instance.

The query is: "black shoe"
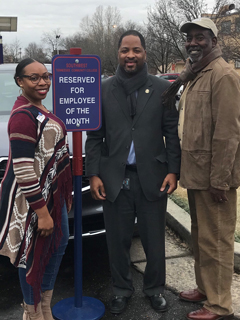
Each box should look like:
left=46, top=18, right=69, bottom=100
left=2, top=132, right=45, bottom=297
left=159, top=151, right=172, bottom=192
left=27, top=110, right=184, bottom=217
left=110, top=295, right=129, bottom=314
left=149, top=294, right=168, bottom=312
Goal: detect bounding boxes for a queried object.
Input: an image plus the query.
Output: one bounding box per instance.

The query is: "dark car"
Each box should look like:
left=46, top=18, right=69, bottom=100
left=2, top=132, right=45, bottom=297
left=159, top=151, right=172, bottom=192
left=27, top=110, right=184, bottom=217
left=156, top=73, right=180, bottom=82
left=0, top=63, right=105, bottom=238
left=156, top=72, right=183, bottom=101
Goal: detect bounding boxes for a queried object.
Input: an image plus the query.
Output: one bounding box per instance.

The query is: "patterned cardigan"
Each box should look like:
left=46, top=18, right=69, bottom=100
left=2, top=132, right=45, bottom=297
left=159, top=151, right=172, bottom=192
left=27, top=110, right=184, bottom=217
left=0, top=95, right=72, bottom=305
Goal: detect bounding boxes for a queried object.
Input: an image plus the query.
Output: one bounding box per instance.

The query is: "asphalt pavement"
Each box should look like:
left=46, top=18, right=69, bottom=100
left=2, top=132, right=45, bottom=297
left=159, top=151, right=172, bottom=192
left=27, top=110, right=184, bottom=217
left=0, top=198, right=240, bottom=320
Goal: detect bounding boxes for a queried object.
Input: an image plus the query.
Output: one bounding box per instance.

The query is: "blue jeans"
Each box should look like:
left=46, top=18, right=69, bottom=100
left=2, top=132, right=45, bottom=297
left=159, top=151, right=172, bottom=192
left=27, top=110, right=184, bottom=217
left=19, top=203, right=69, bottom=305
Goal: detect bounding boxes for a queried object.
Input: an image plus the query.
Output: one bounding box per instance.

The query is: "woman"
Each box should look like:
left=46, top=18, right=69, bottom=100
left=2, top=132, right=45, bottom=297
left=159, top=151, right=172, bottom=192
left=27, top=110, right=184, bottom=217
left=0, top=58, right=72, bottom=320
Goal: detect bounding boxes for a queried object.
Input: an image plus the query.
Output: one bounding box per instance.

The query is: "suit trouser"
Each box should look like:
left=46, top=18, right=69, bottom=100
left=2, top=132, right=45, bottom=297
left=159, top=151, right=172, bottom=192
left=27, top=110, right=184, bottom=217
left=187, top=189, right=236, bottom=316
left=103, top=168, right=167, bottom=298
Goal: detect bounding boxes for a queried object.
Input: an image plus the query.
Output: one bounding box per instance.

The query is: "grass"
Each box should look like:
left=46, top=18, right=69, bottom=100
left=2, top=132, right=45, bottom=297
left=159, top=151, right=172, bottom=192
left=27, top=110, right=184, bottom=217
left=169, top=193, right=190, bottom=214
left=170, top=185, right=240, bottom=243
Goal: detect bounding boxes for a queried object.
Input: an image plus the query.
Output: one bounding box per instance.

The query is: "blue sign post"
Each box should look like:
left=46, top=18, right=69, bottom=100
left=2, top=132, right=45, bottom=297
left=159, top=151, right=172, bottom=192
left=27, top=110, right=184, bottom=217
left=0, top=35, right=3, bottom=64
left=51, top=50, right=104, bottom=320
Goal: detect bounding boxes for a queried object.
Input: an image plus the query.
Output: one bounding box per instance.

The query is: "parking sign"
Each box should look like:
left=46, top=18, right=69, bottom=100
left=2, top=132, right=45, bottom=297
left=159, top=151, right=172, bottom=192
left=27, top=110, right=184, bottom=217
left=52, top=55, right=101, bottom=131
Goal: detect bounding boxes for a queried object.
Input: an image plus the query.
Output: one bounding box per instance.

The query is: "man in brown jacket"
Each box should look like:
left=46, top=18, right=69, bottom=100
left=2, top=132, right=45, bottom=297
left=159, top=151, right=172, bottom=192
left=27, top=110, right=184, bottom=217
left=177, top=18, right=240, bottom=320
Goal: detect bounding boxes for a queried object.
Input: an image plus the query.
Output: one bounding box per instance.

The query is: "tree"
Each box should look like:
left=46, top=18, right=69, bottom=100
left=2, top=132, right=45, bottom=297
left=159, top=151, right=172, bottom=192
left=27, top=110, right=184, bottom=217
left=24, top=42, right=48, bottom=62
left=146, top=0, right=229, bottom=73
left=41, top=28, right=63, bottom=58
left=208, top=2, right=240, bottom=62
left=80, top=5, right=122, bottom=74
left=6, top=38, right=22, bottom=63
left=108, top=21, right=146, bottom=74
left=2, top=43, right=10, bottom=60
left=63, top=6, right=145, bottom=75
left=63, top=33, right=84, bottom=50
left=146, top=0, right=206, bottom=73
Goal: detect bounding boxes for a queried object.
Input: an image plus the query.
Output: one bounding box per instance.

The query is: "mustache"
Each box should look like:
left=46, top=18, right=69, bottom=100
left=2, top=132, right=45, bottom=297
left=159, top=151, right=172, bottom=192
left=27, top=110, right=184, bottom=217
left=187, top=46, right=202, bottom=52
left=125, top=58, right=137, bottom=62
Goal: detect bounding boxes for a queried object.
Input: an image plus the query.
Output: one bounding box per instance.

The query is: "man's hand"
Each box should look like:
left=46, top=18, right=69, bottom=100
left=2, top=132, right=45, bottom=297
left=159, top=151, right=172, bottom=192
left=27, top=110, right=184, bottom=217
left=160, top=173, right=177, bottom=195
left=209, top=186, right=228, bottom=203
left=89, top=176, right=106, bottom=201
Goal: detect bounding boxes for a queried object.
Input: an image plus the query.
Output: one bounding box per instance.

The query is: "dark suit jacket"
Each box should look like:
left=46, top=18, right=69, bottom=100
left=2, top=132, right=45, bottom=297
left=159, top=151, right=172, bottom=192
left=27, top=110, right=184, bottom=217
left=85, top=74, right=181, bottom=203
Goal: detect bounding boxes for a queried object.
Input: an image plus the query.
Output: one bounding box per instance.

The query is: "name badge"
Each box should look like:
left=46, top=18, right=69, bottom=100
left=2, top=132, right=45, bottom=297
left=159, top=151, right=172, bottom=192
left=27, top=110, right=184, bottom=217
left=36, top=112, right=45, bottom=123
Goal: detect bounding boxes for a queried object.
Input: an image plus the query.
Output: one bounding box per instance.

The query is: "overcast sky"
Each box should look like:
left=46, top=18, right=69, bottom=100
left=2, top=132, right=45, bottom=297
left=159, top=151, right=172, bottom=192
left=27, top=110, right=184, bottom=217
left=0, top=0, right=158, bottom=49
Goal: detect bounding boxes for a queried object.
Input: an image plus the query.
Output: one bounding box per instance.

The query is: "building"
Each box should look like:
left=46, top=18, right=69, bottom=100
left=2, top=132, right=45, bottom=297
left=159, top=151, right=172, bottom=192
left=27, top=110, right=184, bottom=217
left=202, top=4, right=240, bottom=75
left=158, top=4, right=240, bottom=75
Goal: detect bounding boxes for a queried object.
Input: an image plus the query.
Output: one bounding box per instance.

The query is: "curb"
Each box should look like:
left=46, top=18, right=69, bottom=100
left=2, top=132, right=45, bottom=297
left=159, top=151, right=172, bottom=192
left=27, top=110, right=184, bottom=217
left=166, top=198, right=240, bottom=272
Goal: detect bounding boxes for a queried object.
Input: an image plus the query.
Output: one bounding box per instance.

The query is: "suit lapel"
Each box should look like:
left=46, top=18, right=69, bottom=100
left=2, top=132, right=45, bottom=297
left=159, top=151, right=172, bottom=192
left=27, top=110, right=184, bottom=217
left=111, top=79, right=132, bottom=123
left=133, top=77, right=153, bottom=125
left=110, top=76, right=153, bottom=125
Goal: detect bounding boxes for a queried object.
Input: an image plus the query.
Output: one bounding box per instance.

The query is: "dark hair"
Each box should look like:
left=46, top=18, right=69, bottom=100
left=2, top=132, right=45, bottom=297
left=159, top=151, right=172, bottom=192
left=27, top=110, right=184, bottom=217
left=14, top=58, right=36, bottom=86
left=118, top=30, right=146, bottom=49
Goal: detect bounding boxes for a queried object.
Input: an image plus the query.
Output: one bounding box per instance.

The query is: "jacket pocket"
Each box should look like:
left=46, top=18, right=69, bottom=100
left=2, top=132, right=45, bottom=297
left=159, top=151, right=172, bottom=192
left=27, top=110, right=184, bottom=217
left=155, top=153, right=168, bottom=163
left=184, top=91, right=212, bottom=150
left=180, top=151, right=211, bottom=188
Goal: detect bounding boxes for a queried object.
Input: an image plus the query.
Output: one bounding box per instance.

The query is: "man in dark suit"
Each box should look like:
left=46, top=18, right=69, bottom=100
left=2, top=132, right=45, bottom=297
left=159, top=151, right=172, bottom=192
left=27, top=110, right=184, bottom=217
left=85, top=30, right=181, bottom=314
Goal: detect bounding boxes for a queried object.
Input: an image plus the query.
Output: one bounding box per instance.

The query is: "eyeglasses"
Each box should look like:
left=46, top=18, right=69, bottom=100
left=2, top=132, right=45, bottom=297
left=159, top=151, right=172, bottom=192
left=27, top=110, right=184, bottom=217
left=20, top=73, right=52, bottom=84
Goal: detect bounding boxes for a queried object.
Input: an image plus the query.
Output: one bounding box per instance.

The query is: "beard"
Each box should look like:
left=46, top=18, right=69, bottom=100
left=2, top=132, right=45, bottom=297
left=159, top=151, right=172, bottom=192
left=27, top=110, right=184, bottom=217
left=187, top=47, right=203, bottom=63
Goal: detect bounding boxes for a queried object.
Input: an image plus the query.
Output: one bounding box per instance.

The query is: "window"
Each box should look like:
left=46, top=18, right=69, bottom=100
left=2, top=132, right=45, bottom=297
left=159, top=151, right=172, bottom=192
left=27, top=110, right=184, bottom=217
left=0, top=70, right=53, bottom=115
left=235, top=60, right=240, bottom=69
left=221, top=20, right=231, bottom=34
left=235, top=18, right=240, bottom=32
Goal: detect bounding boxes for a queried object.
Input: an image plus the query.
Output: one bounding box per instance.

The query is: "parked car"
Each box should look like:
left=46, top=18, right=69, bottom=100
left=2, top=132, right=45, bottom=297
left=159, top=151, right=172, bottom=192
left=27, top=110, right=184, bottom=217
left=0, top=63, right=105, bottom=238
left=156, top=73, right=180, bottom=82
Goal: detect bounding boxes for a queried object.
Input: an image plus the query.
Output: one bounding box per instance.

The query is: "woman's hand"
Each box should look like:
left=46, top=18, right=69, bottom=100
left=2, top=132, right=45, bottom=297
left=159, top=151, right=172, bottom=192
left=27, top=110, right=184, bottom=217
left=35, top=206, right=54, bottom=237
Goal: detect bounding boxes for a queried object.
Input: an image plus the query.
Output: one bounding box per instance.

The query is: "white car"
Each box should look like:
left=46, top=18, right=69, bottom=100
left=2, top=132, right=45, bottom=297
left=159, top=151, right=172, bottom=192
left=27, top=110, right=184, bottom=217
left=0, top=63, right=105, bottom=238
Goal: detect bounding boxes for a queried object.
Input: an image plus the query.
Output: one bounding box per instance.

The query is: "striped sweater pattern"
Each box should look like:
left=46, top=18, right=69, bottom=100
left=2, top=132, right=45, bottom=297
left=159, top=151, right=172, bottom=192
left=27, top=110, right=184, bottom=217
left=0, top=95, right=72, bottom=305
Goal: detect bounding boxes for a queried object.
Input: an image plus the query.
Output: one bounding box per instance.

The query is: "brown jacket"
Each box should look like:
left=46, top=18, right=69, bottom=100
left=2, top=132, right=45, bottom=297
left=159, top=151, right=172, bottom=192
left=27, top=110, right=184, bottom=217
left=179, top=56, right=240, bottom=190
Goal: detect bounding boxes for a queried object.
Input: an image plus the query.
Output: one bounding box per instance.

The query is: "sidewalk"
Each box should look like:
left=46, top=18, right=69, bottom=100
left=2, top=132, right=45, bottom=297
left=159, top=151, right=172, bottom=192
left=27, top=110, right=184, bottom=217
left=130, top=199, right=240, bottom=319
left=1, top=198, right=239, bottom=319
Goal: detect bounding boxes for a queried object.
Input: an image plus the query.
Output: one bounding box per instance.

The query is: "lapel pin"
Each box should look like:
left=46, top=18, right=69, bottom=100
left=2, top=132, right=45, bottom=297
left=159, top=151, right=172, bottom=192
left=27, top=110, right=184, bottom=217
left=145, top=89, right=150, bottom=93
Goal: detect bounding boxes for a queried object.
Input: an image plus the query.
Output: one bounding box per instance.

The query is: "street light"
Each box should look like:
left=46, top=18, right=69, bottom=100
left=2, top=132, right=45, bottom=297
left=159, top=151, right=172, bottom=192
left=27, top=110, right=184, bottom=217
left=56, top=35, right=60, bottom=55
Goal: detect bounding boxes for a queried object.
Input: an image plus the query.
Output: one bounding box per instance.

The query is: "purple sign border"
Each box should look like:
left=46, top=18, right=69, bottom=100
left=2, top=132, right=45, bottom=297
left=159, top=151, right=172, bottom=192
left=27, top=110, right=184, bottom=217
left=52, top=55, right=102, bottom=132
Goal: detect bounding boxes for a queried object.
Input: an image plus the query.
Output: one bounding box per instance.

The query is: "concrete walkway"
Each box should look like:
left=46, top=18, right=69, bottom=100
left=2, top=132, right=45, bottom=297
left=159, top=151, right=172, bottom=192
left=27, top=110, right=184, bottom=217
left=130, top=199, right=240, bottom=319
